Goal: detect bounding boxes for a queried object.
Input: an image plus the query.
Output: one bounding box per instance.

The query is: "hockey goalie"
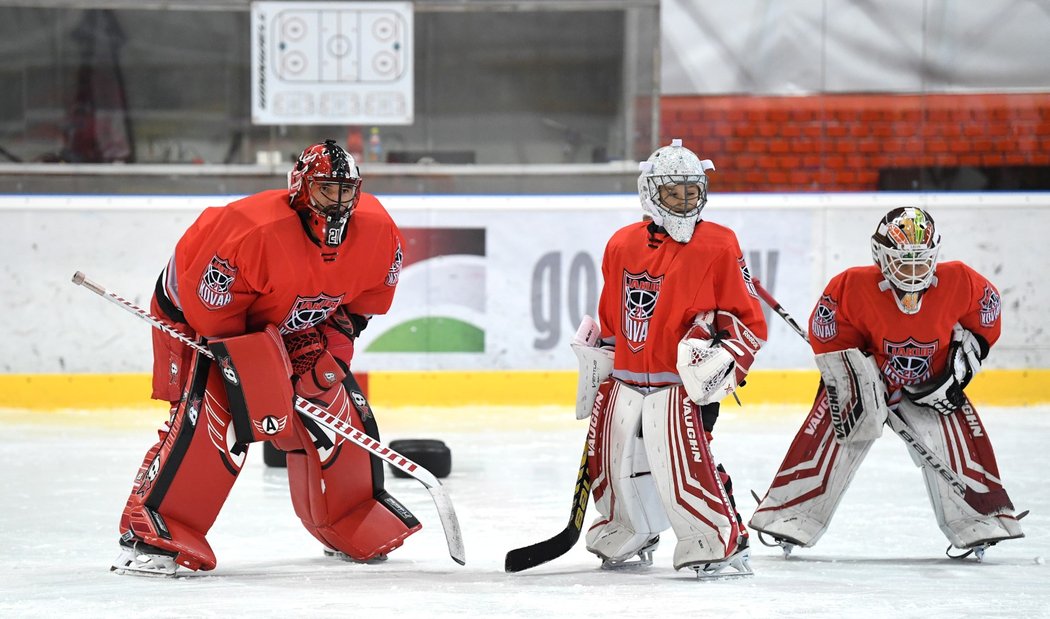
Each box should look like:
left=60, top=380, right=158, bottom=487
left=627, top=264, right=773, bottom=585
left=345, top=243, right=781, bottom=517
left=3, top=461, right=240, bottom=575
left=572, top=139, right=767, bottom=578
left=112, top=140, right=420, bottom=576
left=750, top=207, right=1024, bottom=561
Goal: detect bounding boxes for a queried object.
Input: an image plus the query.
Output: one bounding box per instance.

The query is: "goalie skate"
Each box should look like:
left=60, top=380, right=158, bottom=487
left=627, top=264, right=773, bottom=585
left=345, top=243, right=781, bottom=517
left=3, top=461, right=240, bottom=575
left=110, top=540, right=179, bottom=577
left=323, top=547, right=389, bottom=564
left=686, top=537, right=754, bottom=580
left=945, top=510, right=1029, bottom=563
left=597, top=535, right=660, bottom=570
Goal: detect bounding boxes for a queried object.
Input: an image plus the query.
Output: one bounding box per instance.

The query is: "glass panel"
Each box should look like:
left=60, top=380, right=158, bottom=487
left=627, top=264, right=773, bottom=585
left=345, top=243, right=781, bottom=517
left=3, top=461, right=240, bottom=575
left=0, top=4, right=658, bottom=170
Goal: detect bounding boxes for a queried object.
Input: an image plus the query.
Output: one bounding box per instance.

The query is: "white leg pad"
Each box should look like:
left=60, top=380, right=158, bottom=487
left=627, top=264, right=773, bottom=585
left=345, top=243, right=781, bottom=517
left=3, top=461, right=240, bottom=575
left=585, top=381, right=670, bottom=563
left=750, top=385, right=876, bottom=547
left=641, top=386, right=742, bottom=569
left=896, top=398, right=1023, bottom=549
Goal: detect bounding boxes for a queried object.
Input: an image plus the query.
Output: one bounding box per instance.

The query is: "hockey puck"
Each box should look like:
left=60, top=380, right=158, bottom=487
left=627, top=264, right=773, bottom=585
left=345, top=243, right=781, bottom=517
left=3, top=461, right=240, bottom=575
left=262, top=441, right=288, bottom=468
left=388, top=439, right=452, bottom=479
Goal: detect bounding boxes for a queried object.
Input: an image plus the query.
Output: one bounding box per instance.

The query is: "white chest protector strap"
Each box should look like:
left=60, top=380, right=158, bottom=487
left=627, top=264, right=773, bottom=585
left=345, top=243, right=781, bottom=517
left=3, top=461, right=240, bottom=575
left=814, top=348, right=889, bottom=444
left=571, top=315, right=614, bottom=420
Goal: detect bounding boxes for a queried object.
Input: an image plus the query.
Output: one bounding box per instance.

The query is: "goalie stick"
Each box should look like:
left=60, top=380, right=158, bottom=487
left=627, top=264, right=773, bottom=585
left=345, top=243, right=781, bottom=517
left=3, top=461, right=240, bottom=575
left=751, top=277, right=1000, bottom=512
left=504, top=439, right=591, bottom=572
left=71, top=271, right=466, bottom=566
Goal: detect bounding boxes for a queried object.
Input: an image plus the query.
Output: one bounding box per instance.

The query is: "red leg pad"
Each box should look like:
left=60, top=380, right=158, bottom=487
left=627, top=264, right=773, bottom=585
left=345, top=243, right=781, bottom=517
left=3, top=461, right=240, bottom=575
left=285, top=386, right=421, bottom=560
left=120, top=358, right=245, bottom=571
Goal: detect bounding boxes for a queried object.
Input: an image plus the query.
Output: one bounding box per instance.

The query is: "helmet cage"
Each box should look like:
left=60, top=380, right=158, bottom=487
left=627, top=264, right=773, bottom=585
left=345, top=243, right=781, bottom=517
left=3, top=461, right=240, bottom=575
left=873, top=244, right=939, bottom=292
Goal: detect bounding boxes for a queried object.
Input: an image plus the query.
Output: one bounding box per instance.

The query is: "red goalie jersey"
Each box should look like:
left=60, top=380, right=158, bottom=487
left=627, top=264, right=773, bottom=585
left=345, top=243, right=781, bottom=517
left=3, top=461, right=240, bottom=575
left=808, top=261, right=1002, bottom=391
left=598, top=220, right=767, bottom=390
left=152, top=188, right=403, bottom=399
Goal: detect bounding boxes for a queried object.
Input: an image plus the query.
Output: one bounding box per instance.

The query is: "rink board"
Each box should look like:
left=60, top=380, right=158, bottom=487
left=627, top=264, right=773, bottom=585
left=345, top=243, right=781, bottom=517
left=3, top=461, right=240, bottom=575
left=2, top=368, right=1048, bottom=411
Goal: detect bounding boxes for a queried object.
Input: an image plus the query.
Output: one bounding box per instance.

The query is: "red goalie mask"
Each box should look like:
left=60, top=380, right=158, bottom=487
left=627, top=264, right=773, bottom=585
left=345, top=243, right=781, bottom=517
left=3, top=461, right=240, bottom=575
left=288, top=139, right=362, bottom=250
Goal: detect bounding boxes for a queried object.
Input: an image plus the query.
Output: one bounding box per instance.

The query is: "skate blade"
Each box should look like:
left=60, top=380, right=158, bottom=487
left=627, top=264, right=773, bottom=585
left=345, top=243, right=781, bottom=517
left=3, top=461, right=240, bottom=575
left=685, top=548, right=754, bottom=580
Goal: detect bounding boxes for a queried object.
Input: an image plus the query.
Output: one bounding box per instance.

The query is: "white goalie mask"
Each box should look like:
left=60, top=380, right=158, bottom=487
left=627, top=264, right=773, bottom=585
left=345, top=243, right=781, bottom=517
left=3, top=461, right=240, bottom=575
left=870, top=207, right=941, bottom=314
left=638, top=139, right=714, bottom=243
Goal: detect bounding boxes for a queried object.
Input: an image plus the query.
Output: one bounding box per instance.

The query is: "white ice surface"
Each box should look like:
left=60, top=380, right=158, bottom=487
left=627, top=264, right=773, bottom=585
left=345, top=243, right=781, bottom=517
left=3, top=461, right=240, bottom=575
left=1, top=405, right=1048, bottom=618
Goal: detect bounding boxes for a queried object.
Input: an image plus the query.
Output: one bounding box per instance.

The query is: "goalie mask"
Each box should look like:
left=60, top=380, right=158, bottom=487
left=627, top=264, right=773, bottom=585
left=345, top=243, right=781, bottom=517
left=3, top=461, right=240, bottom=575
left=289, top=139, right=362, bottom=250
left=871, top=207, right=941, bottom=314
left=638, top=139, right=714, bottom=243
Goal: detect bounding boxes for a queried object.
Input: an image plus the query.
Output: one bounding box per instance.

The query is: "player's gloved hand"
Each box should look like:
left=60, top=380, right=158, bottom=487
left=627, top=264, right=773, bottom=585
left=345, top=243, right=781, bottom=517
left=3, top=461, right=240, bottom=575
left=677, top=310, right=762, bottom=405
left=283, top=328, right=346, bottom=399
left=904, top=324, right=987, bottom=415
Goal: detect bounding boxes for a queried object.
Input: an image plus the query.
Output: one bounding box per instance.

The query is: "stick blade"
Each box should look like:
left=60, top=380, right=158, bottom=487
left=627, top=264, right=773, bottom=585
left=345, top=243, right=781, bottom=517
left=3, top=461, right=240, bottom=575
left=504, top=526, right=581, bottom=573
left=427, top=484, right=466, bottom=565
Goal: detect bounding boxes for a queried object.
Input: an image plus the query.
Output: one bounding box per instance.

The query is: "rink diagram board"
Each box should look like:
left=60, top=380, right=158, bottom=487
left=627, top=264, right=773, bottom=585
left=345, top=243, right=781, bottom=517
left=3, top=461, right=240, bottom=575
left=251, top=1, right=413, bottom=125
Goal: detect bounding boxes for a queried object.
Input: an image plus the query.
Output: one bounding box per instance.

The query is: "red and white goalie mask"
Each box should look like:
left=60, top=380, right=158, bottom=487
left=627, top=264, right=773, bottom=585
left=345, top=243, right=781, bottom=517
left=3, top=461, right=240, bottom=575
left=288, top=139, right=362, bottom=249
left=638, top=139, right=714, bottom=244
left=870, top=207, right=941, bottom=314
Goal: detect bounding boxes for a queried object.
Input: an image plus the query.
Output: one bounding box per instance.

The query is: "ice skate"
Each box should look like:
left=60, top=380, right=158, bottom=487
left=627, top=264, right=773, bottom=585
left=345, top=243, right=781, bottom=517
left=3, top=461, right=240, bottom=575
left=110, top=539, right=179, bottom=577
left=324, top=547, right=389, bottom=564
left=684, top=536, right=753, bottom=580
left=946, top=541, right=996, bottom=562
left=597, top=535, right=660, bottom=570
left=755, top=529, right=799, bottom=558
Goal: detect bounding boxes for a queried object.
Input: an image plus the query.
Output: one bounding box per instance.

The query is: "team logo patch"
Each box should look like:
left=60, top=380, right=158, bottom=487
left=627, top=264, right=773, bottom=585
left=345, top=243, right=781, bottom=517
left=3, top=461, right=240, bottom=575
left=279, top=293, right=344, bottom=333
left=386, top=240, right=403, bottom=287
left=198, top=255, right=237, bottom=310
left=622, top=270, right=663, bottom=353
left=811, top=295, right=839, bottom=342
left=217, top=356, right=239, bottom=385
left=738, top=256, right=758, bottom=298
left=350, top=390, right=373, bottom=421
left=253, top=415, right=288, bottom=436
left=979, top=285, right=1001, bottom=328
left=882, top=337, right=938, bottom=385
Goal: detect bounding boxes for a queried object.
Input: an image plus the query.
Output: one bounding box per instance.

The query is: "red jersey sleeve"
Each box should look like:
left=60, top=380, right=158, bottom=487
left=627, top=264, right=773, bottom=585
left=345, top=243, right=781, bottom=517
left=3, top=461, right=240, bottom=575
left=702, top=246, right=768, bottom=343
left=597, top=234, right=620, bottom=342
left=809, top=272, right=868, bottom=355
left=342, top=223, right=404, bottom=316
left=957, top=265, right=1002, bottom=350
left=173, top=207, right=263, bottom=338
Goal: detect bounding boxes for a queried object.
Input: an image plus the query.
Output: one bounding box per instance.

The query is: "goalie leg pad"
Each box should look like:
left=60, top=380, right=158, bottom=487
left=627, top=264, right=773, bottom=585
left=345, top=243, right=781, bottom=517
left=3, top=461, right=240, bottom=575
left=896, top=397, right=1023, bottom=549
left=585, top=380, right=671, bottom=563
left=286, top=375, right=421, bottom=561
left=119, top=356, right=247, bottom=571
left=749, top=384, right=876, bottom=548
left=814, top=348, right=889, bottom=443
left=208, top=325, right=296, bottom=444
left=641, top=386, right=743, bottom=569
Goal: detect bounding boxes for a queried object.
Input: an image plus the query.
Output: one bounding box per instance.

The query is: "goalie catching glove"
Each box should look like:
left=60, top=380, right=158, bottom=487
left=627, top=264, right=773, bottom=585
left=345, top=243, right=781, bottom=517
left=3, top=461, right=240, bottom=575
left=904, top=324, right=987, bottom=415
left=283, top=327, right=347, bottom=399
left=677, top=310, right=763, bottom=405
